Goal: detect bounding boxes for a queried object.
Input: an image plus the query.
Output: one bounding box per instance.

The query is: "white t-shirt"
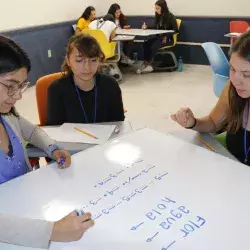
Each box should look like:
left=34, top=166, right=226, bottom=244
left=89, top=20, right=117, bottom=41
left=115, top=19, right=120, bottom=28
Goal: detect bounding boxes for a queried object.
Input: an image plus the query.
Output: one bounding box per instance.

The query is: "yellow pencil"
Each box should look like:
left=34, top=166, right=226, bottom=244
left=74, top=127, right=98, bottom=139
left=196, top=136, right=216, bottom=152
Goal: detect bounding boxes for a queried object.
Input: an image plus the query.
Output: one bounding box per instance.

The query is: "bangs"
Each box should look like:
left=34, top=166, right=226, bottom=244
left=73, top=36, right=103, bottom=59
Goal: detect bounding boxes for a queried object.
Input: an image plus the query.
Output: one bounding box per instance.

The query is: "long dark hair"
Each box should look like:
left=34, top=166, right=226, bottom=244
left=103, top=14, right=115, bottom=23
left=0, top=36, right=31, bottom=116
left=228, top=31, right=250, bottom=132
left=107, top=3, right=127, bottom=28
left=80, top=6, right=95, bottom=20
left=155, top=0, right=171, bottom=29
left=62, top=34, right=105, bottom=74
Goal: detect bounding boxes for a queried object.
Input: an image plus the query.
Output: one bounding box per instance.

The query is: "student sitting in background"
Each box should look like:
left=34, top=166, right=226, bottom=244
left=136, top=0, right=178, bottom=74
left=76, top=6, right=96, bottom=34
left=107, top=3, right=134, bottom=65
left=172, top=31, right=250, bottom=166
left=107, top=3, right=130, bottom=29
left=89, top=14, right=117, bottom=41
left=46, top=34, right=125, bottom=126
left=0, top=36, right=94, bottom=248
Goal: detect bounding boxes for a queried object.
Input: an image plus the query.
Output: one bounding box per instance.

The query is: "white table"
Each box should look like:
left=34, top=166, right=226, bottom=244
left=0, top=128, right=248, bottom=250
left=26, top=123, right=236, bottom=162
left=112, top=35, right=135, bottom=41
left=224, top=32, right=242, bottom=45
left=224, top=32, right=242, bottom=38
left=171, top=130, right=237, bottom=162
left=26, top=121, right=133, bottom=157
left=116, top=28, right=174, bottom=37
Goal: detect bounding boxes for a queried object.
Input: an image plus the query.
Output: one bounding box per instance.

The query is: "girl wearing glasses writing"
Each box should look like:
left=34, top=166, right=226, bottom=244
left=46, top=34, right=125, bottom=126
left=0, top=36, right=94, bottom=248
left=172, top=31, right=250, bottom=166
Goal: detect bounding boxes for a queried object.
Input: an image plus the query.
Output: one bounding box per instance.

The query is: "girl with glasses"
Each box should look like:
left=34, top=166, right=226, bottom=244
left=0, top=36, right=94, bottom=247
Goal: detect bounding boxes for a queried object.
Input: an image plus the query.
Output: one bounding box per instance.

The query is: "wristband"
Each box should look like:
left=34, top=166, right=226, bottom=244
left=186, top=118, right=197, bottom=129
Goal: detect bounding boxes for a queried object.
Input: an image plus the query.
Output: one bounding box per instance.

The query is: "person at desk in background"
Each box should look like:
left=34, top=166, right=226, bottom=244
left=0, top=36, right=94, bottom=248
left=46, top=34, right=125, bottom=126
left=171, top=31, right=250, bottom=166
left=75, top=6, right=96, bottom=34
left=108, top=3, right=134, bottom=65
left=89, top=14, right=117, bottom=41
left=137, top=0, right=178, bottom=74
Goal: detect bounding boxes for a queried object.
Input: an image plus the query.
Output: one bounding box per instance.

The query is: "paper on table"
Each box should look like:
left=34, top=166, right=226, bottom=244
left=60, top=123, right=116, bottom=144
left=42, top=124, right=116, bottom=144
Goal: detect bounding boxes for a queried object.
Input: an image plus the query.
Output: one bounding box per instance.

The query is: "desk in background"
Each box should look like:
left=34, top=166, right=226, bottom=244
left=116, top=28, right=174, bottom=43
left=112, top=35, right=135, bottom=42
left=116, top=28, right=174, bottom=37
left=224, top=32, right=242, bottom=45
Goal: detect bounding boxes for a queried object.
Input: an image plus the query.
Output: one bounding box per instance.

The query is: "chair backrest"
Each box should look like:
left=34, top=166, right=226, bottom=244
left=173, top=19, right=182, bottom=46
left=230, top=21, right=249, bottom=33
left=36, top=72, right=63, bottom=125
left=230, top=21, right=249, bottom=43
left=201, top=42, right=230, bottom=77
left=81, top=29, right=116, bottom=59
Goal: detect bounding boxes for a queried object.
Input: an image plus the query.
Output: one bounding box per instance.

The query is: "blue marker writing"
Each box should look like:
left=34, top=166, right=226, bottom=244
left=162, top=240, right=176, bottom=250
left=130, top=222, right=144, bottom=231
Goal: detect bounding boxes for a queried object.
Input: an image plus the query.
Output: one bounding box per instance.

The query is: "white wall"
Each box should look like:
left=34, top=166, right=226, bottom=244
left=1, top=0, right=249, bottom=32
left=95, top=0, right=250, bottom=17
left=0, top=0, right=96, bottom=31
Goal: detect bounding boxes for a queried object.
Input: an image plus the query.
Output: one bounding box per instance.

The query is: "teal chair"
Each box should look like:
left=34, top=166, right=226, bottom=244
left=201, top=42, right=230, bottom=98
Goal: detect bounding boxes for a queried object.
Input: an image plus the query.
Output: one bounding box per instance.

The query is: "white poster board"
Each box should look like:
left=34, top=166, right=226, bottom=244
left=0, top=128, right=249, bottom=250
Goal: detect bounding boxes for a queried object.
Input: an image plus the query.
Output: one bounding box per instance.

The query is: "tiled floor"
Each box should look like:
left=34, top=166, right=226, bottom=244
left=16, top=64, right=217, bottom=134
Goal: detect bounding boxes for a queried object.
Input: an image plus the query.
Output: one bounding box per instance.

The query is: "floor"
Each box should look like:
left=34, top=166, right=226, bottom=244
left=16, top=64, right=217, bottom=134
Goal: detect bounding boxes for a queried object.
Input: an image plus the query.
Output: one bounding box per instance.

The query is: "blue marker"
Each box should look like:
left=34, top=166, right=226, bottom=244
left=75, top=208, right=85, bottom=216
left=58, top=157, right=65, bottom=165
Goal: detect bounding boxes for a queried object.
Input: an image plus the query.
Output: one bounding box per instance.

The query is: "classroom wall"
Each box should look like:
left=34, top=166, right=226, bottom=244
left=0, top=0, right=95, bottom=31
left=95, top=0, right=250, bottom=17
left=1, top=0, right=249, bottom=83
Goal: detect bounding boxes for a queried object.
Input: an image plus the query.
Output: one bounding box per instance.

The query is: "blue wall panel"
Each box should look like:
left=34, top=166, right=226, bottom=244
left=1, top=16, right=250, bottom=83
left=1, top=21, right=75, bottom=84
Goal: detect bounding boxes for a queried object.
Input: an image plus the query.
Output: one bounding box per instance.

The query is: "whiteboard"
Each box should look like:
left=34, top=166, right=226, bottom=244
left=0, top=128, right=250, bottom=250
left=96, top=0, right=250, bottom=17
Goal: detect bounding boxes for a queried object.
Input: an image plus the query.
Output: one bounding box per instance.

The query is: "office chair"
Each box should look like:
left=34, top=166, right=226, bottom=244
left=36, top=72, right=63, bottom=125
left=230, top=21, right=249, bottom=44
left=202, top=42, right=230, bottom=97
left=153, top=19, right=182, bottom=71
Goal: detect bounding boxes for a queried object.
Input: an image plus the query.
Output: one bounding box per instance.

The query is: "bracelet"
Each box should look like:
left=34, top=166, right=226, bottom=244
left=186, top=118, right=197, bottom=129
